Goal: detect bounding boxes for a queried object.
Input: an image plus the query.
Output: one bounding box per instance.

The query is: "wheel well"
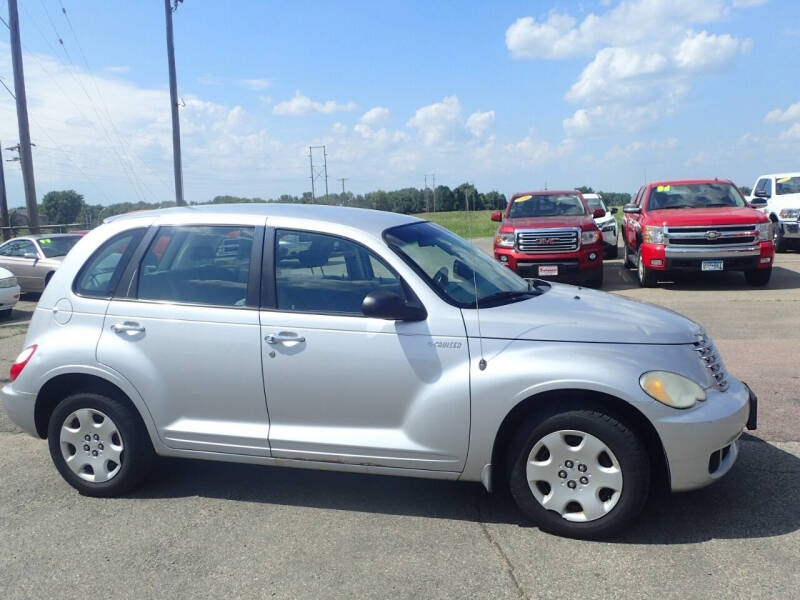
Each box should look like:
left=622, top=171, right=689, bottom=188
left=490, top=389, right=670, bottom=494
left=34, top=373, right=137, bottom=438
left=769, top=213, right=779, bottom=222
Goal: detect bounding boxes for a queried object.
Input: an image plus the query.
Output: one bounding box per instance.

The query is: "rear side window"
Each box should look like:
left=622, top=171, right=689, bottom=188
left=137, top=225, right=254, bottom=307
left=74, top=229, right=144, bottom=298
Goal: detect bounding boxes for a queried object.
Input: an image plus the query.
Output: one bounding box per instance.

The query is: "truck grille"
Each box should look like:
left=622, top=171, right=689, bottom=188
left=693, top=333, right=729, bottom=391
left=517, top=229, right=579, bottom=253
left=666, top=224, right=758, bottom=247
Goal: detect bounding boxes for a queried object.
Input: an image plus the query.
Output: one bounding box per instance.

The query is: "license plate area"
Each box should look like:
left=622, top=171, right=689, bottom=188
left=538, top=265, right=558, bottom=276
left=701, top=260, right=723, bottom=271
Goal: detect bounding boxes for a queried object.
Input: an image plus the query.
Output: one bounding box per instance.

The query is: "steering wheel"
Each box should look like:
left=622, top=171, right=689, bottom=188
left=432, top=266, right=449, bottom=289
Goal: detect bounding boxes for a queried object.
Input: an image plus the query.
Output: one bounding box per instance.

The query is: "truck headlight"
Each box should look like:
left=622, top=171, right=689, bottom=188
left=640, top=371, right=706, bottom=409
left=494, top=231, right=515, bottom=248
left=0, top=276, right=17, bottom=288
left=779, top=208, right=799, bottom=220
left=643, top=225, right=665, bottom=244
left=581, top=230, right=601, bottom=245
left=756, top=222, right=771, bottom=241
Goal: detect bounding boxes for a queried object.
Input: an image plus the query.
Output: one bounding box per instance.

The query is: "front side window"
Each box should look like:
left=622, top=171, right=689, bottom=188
left=646, top=183, right=746, bottom=211
left=385, top=222, right=537, bottom=308
left=74, top=229, right=143, bottom=297
left=275, top=230, right=404, bottom=315
left=138, top=225, right=254, bottom=307
left=36, top=235, right=82, bottom=258
left=584, top=196, right=606, bottom=212
left=508, top=194, right=587, bottom=218
left=775, top=176, right=800, bottom=195
left=1, top=240, right=37, bottom=257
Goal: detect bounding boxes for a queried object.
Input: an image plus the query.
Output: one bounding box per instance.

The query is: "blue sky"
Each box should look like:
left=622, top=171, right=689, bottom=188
left=0, top=0, right=798, bottom=207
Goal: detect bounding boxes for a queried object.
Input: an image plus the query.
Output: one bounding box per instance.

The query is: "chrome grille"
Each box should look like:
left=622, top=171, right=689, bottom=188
left=517, top=229, right=579, bottom=253
left=693, top=333, right=729, bottom=391
left=666, top=224, right=758, bottom=247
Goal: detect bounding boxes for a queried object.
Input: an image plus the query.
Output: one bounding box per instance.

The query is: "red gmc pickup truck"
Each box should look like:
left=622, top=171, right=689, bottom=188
left=622, top=179, right=774, bottom=287
left=491, top=190, right=605, bottom=287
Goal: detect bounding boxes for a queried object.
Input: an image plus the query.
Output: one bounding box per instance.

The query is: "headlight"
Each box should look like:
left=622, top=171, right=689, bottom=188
left=494, top=231, right=515, bottom=248
left=0, top=276, right=17, bottom=288
left=779, top=208, right=799, bottom=220
left=640, top=371, right=706, bottom=409
left=756, top=222, right=771, bottom=241
left=643, top=225, right=665, bottom=244
left=581, top=230, right=601, bottom=245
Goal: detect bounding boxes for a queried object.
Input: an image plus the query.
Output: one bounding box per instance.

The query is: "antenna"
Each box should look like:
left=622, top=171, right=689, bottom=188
left=465, top=184, right=487, bottom=371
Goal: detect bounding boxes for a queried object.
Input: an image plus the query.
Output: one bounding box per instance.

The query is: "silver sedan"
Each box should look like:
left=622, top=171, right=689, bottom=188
left=0, top=234, right=83, bottom=292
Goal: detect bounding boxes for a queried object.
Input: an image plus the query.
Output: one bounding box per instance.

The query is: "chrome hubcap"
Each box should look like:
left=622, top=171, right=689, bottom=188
left=59, top=408, right=123, bottom=483
left=638, top=256, right=644, bottom=281
left=526, top=429, right=623, bottom=522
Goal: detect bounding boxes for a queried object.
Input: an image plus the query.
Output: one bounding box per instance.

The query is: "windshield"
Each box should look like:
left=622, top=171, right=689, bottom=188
left=775, top=176, right=800, bottom=195
left=508, top=194, right=587, bottom=218
left=384, top=222, right=539, bottom=308
left=646, top=183, right=746, bottom=210
left=36, top=235, right=82, bottom=258
left=584, top=196, right=606, bottom=212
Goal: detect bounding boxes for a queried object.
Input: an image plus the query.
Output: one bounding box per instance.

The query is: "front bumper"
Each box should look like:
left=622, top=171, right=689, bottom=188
left=494, top=246, right=603, bottom=282
left=777, top=220, right=800, bottom=239
left=655, top=378, right=755, bottom=492
left=0, top=285, right=20, bottom=310
left=1, top=384, right=38, bottom=437
left=640, top=242, right=774, bottom=271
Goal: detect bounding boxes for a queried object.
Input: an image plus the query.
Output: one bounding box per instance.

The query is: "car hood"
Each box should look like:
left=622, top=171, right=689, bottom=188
left=464, top=283, right=702, bottom=344
left=503, top=215, right=595, bottom=230
left=645, top=206, right=765, bottom=226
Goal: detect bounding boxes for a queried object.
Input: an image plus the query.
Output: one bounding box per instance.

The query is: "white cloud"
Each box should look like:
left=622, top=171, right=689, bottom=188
left=674, top=31, right=746, bottom=71
left=406, top=95, right=463, bottom=146
left=360, top=106, right=391, bottom=125
left=505, top=14, right=582, bottom=59
left=765, top=102, right=800, bottom=123
left=466, top=110, right=495, bottom=137
left=779, top=123, right=800, bottom=141
left=238, top=78, right=271, bottom=91
left=272, top=91, right=358, bottom=116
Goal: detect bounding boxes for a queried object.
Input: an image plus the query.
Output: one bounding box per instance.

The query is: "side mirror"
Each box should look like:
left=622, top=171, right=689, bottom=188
left=592, top=208, right=606, bottom=218
left=754, top=189, right=770, bottom=199
left=623, top=203, right=641, bottom=214
left=749, top=197, right=767, bottom=208
left=610, top=206, right=618, bottom=214
left=23, top=252, right=38, bottom=260
left=491, top=211, right=502, bottom=222
left=362, top=290, right=426, bottom=321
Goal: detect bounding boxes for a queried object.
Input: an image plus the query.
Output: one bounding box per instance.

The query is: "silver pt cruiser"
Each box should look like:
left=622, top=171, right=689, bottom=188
left=1, top=204, right=757, bottom=539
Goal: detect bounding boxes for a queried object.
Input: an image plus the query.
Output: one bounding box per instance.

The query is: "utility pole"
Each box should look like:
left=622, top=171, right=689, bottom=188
left=424, top=174, right=436, bottom=212
left=337, top=177, right=349, bottom=205
left=164, top=0, right=185, bottom=206
left=309, top=147, right=315, bottom=201
left=0, top=143, right=9, bottom=241
left=8, top=0, right=40, bottom=233
left=308, top=145, right=329, bottom=203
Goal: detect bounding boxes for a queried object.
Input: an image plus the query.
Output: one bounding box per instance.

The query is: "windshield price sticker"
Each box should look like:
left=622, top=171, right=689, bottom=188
left=515, top=195, right=533, bottom=202
left=39, top=238, right=52, bottom=245
left=656, top=185, right=671, bottom=192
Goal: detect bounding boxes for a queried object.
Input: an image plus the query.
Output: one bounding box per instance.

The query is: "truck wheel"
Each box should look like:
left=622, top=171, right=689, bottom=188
left=606, top=244, right=618, bottom=259
left=637, top=256, right=657, bottom=287
left=772, top=223, right=787, bottom=253
left=744, top=268, right=771, bottom=287
left=507, top=409, right=649, bottom=539
left=585, top=269, right=603, bottom=289
left=622, top=242, right=633, bottom=268
left=47, top=392, right=154, bottom=497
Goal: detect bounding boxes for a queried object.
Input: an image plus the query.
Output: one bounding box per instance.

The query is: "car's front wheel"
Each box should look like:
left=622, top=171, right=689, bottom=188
left=507, top=409, right=649, bottom=539
left=637, top=254, right=657, bottom=287
left=48, top=392, right=154, bottom=497
left=744, top=267, right=771, bottom=287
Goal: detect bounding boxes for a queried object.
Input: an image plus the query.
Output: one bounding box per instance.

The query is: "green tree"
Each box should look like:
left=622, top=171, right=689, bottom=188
left=575, top=186, right=594, bottom=194
left=40, top=190, right=86, bottom=225
left=739, top=185, right=752, bottom=196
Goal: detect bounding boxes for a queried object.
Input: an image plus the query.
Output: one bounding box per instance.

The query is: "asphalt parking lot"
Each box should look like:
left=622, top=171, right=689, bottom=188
left=1, top=250, right=799, bottom=599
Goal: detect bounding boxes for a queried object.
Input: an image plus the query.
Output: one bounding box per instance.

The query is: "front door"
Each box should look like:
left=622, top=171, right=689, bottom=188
left=97, top=223, right=271, bottom=456
left=260, top=228, right=470, bottom=472
left=0, top=239, right=39, bottom=290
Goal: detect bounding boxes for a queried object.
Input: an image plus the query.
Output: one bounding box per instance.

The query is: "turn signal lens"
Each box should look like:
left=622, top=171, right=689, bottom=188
left=643, top=226, right=665, bottom=244
left=640, top=371, right=706, bottom=409
left=10, top=345, right=37, bottom=382
left=495, top=231, right=515, bottom=248
left=581, top=230, right=601, bottom=245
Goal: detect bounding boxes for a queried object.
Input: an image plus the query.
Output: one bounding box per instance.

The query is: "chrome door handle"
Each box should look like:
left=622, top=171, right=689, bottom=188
left=265, top=332, right=305, bottom=344
left=111, top=321, right=145, bottom=334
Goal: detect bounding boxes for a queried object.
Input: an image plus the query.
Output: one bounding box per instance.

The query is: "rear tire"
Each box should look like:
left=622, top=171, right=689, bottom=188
left=507, top=409, right=650, bottom=539
left=48, top=392, right=154, bottom=497
left=744, top=268, right=771, bottom=287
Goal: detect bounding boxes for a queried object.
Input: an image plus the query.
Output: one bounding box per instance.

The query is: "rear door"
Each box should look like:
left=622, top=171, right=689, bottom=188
left=97, top=219, right=271, bottom=456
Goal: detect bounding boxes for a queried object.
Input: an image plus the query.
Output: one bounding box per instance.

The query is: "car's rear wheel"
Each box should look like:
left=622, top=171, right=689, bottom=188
left=507, top=409, right=649, bottom=539
left=744, top=267, right=771, bottom=287
left=637, top=254, right=657, bottom=287
left=47, top=392, right=154, bottom=497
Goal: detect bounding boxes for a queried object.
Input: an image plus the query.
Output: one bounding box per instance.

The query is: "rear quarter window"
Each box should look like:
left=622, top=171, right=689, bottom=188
left=74, top=229, right=146, bottom=298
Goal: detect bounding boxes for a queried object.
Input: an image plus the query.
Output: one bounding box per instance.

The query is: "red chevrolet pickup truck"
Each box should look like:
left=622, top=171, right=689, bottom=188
left=491, top=190, right=605, bottom=287
left=622, top=179, right=774, bottom=287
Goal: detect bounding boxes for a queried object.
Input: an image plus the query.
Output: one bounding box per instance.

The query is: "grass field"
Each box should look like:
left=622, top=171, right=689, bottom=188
left=411, top=210, right=498, bottom=239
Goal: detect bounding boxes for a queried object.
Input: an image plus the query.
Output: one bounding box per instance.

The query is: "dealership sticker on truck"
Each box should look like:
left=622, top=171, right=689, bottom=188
left=701, top=260, right=723, bottom=271
left=538, top=265, right=558, bottom=276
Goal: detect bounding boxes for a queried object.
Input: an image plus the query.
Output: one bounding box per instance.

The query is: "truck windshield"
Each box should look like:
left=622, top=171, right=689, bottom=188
left=384, top=221, right=541, bottom=308
left=647, top=183, right=746, bottom=210
left=508, top=194, right=586, bottom=218
left=775, top=176, right=800, bottom=195
left=584, top=196, right=606, bottom=212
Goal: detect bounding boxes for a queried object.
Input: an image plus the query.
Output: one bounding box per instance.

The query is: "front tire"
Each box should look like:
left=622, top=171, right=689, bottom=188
left=47, top=392, right=154, bottom=497
left=637, top=254, right=657, bottom=287
left=606, top=244, right=618, bottom=259
left=507, top=409, right=649, bottom=539
left=772, top=221, right=787, bottom=253
left=622, top=241, right=633, bottom=268
left=744, top=267, right=771, bottom=287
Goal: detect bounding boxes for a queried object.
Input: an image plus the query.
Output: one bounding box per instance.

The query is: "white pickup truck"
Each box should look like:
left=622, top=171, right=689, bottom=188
left=749, top=172, right=800, bottom=252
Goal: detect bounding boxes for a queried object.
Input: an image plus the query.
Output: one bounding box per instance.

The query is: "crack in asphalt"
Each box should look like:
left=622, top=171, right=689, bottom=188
left=476, top=498, right=528, bottom=600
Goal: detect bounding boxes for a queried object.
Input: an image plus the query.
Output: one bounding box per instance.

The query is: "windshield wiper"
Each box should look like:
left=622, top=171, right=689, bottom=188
left=476, top=289, right=537, bottom=306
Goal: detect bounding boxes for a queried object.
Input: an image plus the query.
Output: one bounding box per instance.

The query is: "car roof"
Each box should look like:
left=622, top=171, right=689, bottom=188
left=510, top=190, right=580, bottom=199
left=2, top=233, right=82, bottom=243
left=646, top=179, right=735, bottom=188
left=760, top=172, right=800, bottom=179
left=105, top=203, right=422, bottom=237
